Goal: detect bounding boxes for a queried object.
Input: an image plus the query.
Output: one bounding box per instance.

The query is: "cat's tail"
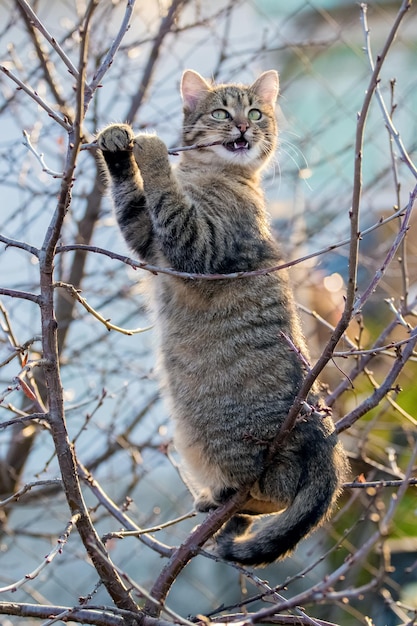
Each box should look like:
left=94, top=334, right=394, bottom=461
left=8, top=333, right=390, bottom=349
left=215, top=447, right=346, bottom=567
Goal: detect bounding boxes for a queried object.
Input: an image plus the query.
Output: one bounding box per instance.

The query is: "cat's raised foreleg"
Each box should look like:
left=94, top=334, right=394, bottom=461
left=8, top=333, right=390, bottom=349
left=129, top=133, right=215, bottom=274
left=97, top=124, right=156, bottom=262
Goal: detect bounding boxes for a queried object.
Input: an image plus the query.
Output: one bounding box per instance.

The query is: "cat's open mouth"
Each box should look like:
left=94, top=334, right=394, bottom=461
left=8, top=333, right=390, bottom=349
left=224, top=140, right=250, bottom=152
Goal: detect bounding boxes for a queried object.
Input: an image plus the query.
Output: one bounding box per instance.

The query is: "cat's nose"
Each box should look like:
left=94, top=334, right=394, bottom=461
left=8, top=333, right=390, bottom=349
left=236, top=121, right=249, bottom=133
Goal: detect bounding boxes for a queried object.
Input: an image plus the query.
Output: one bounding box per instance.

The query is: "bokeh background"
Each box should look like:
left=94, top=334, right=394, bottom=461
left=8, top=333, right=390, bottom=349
left=1, top=1, right=417, bottom=624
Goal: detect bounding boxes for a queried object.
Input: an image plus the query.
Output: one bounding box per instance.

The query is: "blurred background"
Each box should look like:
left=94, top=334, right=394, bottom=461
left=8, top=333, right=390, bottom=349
left=1, top=1, right=417, bottom=624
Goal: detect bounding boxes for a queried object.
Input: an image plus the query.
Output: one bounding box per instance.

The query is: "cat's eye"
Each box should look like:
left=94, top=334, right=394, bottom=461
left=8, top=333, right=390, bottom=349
left=212, top=109, right=230, bottom=120
left=248, top=109, right=262, bottom=121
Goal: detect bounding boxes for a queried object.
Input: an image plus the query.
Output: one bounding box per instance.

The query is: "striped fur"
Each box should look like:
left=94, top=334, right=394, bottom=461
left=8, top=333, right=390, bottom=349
left=97, top=70, right=348, bottom=566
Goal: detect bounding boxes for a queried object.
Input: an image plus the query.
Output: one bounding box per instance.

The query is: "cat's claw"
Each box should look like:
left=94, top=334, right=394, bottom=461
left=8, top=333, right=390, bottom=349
left=97, top=124, right=134, bottom=153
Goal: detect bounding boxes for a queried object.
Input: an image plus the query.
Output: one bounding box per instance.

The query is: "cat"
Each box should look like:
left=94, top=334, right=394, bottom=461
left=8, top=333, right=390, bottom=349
left=96, top=69, right=349, bottom=566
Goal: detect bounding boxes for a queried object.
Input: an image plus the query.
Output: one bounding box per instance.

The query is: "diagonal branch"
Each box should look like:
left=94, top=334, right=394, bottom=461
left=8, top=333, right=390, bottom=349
left=145, top=489, right=250, bottom=617
left=0, top=65, right=71, bottom=131
left=336, top=325, right=417, bottom=433
left=0, top=514, right=80, bottom=593
left=15, top=0, right=80, bottom=79
left=361, top=1, right=416, bottom=180
left=14, top=0, right=70, bottom=114
left=55, top=281, right=152, bottom=335
left=87, top=0, right=136, bottom=96
left=352, top=183, right=417, bottom=315
left=265, top=0, right=413, bottom=457
left=125, top=0, right=190, bottom=123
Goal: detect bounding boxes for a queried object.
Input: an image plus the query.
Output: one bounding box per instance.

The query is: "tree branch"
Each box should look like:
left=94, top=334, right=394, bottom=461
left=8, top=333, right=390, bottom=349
left=0, top=65, right=71, bottom=131
left=87, top=0, right=137, bottom=96
left=145, top=489, right=250, bottom=617
left=125, top=0, right=190, bottom=124
left=361, top=1, right=417, bottom=180
left=55, top=281, right=152, bottom=335
left=265, top=0, right=413, bottom=458
left=336, top=325, right=417, bottom=433
left=15, top=0, right=80, bottom=79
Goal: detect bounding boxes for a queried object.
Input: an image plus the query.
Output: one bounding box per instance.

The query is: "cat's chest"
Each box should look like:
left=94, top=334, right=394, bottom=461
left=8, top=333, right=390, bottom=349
left=178, top=168, right=262, bottom=206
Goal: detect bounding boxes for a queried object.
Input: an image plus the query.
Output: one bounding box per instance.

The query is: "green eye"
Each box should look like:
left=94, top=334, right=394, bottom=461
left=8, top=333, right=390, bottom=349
left=212, top=109, right=230, bottom=120
left=248, top=108, right=262, bottom=121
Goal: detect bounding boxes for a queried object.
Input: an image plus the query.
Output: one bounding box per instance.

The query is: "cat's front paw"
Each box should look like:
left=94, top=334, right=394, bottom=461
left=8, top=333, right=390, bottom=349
left=97, top=124, right=134, bottom=152
left=132, top=134, right=169, bottom=174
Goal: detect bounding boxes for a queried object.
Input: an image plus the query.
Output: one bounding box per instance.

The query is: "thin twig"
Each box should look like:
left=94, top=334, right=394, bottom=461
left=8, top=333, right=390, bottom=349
left=88, top=0, right=136, bottom=95
left=55, top=201, right=410, bottom=281
left=353, top=184, right=417, bottom=315
left=0, top=413, right=49, bottom=431
left=22, top=131, right=64, bottom=178
left=0, top=234, right=39, bottom=257
left=15, top=0, right=80, bottom=79
left=345, top=478, right=417, bottom=489
left=336, top=325, right=417, bottom=433
left=77, top=461, right=173, bottom=558
left=81, top=138, right=224, bottom=154
left=0, top=479, right=61, bottom=507
left=331, top=333, right=416, bottom=359
left=102, top=510, right=196, bottom=542
left=0, top=603, right=126, bottom=626
left=361, top=1, right=417, bottom=180
left=0, top=287, right=40, bottom=303
left=0, top=65, right=71, bottom=131
left=0, top=514, right=80, bottom=593
left=55, top=281, right=152, bottom=335
left=124, top=0, right=190, bottom=123
left=265, top=0, right=413, bottom=458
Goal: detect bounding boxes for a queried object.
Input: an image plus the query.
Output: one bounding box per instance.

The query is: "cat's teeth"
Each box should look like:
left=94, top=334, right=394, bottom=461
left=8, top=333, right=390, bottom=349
left=233, top=141, right=249, bottom=150
left=225, top=140, right=250, bottom=153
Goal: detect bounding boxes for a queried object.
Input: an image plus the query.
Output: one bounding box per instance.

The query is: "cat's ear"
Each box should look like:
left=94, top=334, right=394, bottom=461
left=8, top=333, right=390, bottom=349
left=181, top=70, right=211, bottom=111
left=251, top=70, right=279, bottom=107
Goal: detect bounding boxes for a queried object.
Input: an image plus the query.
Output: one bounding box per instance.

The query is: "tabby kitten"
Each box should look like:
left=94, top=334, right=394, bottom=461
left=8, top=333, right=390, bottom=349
left=97, top=69, right=348, bottom=566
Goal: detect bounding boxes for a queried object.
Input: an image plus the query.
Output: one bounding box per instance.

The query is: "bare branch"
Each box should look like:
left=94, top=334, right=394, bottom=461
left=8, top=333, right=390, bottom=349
left=345, top=478, right=417, bottom=489
left=77, top=461, right=173, bottom=558
left=22, top=130, right=64, bottom=178
left=56, top=201, right=410, bottom=281
left=0, top=414, right=48, bottom=430
left=0, top=603, right=125, bottom=626
left=125, top=0, right=190, bottom=123
left=0, top=478, right=60, bottom=506
left=0, top=288, right=40, bottom=303
left=336, top=325, right=417, bottom=433
left=352, top=179, right=417, bottom=317
left=146, top=488, right=250, bottom=617
left=265, top=0, right=413, bottom=457
left=0, top=65, right=72, bottom=131
left=55, top=281, right=152, bottom=335
left=87, top=0, right=137, bottom=95
left=361, top=1, right=417, bottom=180
left=0, top=234, right=39, bottom=257
left=0, top=513, right=80, bottom=593
left=15, top=0, right=80, bottom=79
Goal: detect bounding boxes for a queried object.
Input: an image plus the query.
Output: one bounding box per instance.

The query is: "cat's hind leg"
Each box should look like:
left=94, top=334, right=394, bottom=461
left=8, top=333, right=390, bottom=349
left=194, top=486, right=238, bottom=513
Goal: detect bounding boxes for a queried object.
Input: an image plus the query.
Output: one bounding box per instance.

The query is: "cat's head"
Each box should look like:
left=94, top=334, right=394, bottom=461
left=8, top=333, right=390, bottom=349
left=180, top=69, right=279, bottom=171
